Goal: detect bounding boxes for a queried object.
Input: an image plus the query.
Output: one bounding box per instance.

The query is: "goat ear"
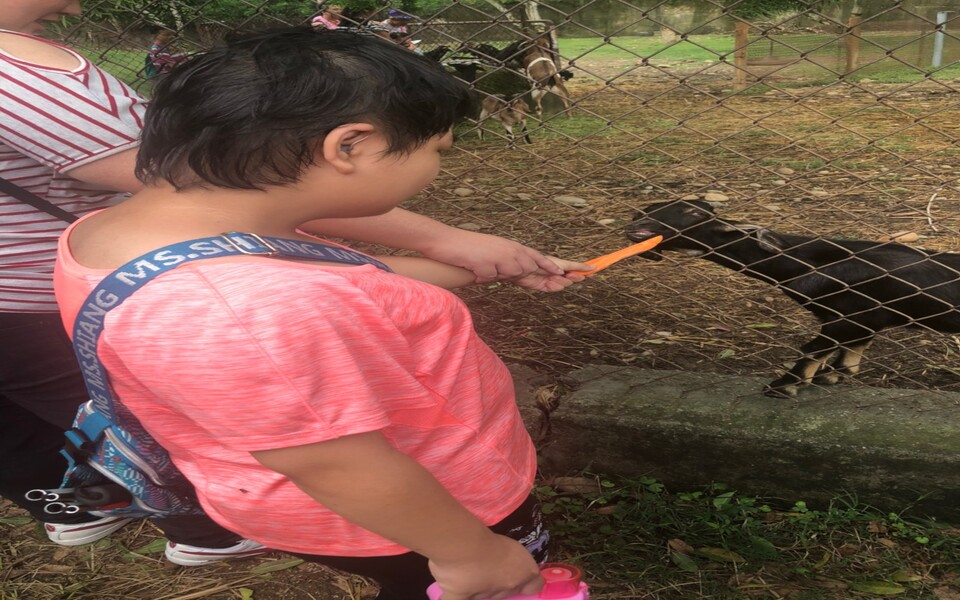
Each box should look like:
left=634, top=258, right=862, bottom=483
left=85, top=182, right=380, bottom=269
left=752, top=228, right=788, bottom=253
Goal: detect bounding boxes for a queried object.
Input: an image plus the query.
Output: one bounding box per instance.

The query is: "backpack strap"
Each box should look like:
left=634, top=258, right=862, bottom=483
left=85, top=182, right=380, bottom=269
left=72, top=231, right=392, bottom=422
left=0, top=176, right=78, bottom=223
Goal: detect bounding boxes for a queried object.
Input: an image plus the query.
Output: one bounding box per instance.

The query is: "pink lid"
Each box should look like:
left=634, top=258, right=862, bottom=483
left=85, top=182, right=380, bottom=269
left=538, top=563, right=582, bottom=599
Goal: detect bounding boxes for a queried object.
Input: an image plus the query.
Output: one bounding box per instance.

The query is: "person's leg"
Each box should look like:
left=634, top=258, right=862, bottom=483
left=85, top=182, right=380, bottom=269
left=0, top=312, right=250, bottom=555
left=0, top=394, right=87, bottom=522
left=0, top=313, right=96, bottom=523
left=293, top=494, right=549, bottom=599
left=295, top=552, right=434, bottom=600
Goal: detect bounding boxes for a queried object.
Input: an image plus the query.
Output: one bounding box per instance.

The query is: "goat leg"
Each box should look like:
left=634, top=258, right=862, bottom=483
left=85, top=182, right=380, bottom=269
left=477, top=109, right=489, bottom=141
left=764, top=322, right=873, bottom=398
left=764, top=330, right=843, bottom=398
left=812, top=337, right=875, bottom=385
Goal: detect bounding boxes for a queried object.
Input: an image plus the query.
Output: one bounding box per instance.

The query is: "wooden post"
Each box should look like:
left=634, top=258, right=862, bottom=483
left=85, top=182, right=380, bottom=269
left=845, top=14, right=862, bottom=75
left=734, top=20, right=749, bottom=91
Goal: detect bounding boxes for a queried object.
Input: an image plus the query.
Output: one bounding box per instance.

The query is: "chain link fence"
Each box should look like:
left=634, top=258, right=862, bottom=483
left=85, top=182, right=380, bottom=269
left=60, top=0, right=960, bottom=402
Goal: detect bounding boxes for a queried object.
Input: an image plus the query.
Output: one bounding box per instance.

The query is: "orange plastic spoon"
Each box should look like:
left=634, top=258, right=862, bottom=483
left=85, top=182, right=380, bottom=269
left=570, top=235, right=663, bottom=276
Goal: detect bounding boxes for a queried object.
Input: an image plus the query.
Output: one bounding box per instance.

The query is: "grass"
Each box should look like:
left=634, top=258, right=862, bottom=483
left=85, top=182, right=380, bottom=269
left=5, top=475, right=957, bottom=599
left=560, top=35, right=734, bottom=63
left=556, top=34, right=959, bottom=85
left=541, top=475, right=960, bottom=599
left=75, top=47, right=148, bottom=88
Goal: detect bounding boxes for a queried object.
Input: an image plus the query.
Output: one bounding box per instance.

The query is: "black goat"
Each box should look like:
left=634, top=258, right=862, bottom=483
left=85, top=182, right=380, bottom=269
left=422, top=45, right=451, bottom=62
left=626, top=200, right=960, bottom=398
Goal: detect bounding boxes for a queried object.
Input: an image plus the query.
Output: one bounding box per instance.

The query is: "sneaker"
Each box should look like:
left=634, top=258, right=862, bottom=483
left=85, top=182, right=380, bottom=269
left=44, top=516, right=132, bottom=546
left=164, top=538, right=268, bottom=566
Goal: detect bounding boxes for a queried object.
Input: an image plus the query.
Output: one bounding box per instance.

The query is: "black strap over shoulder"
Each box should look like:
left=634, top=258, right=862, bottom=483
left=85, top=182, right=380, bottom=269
left=0, top=176, right=78, bottom=223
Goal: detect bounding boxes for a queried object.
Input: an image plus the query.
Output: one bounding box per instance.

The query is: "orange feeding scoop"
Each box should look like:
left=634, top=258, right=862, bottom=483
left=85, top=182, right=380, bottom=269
left=570, top=235, right=663, bottom=276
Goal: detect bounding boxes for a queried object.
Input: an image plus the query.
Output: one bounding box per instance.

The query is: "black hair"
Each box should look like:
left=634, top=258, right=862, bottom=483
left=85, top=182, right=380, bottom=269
left=136, top=26, right=474, bottom=190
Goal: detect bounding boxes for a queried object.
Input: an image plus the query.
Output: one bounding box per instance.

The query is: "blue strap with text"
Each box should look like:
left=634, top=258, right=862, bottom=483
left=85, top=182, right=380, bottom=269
left=72, top=232, right=392, bottom=419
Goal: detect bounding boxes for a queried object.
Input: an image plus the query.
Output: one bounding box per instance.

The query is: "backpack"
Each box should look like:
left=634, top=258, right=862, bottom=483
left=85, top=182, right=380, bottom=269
left=30, top=232, right=392, bottom=519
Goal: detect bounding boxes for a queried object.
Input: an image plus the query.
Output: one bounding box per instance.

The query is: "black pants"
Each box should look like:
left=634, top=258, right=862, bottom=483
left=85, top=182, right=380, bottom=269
left=294, top=495, right=549, bottom=600
left=0, top=312, right=240, bottom=547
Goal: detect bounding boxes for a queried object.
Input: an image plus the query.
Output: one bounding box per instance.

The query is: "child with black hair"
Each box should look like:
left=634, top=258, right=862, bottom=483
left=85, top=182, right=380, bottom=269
left=55, top=27, right=591, bottom=600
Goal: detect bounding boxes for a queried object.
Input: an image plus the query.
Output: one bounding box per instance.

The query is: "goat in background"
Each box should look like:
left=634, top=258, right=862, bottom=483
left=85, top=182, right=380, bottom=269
left=477, top=95, right=532, bottom=145
left=521, top=36, right=572, bottom=119
left=626, top=200, right=960, bottom=398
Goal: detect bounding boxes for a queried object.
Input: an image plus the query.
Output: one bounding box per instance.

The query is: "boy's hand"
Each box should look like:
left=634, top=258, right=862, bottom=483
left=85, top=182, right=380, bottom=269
left=428, top=534, right=543, bottom=600
left=510, top=257, right=594, bottom=292
left=420, top=230, right=564, bottom=283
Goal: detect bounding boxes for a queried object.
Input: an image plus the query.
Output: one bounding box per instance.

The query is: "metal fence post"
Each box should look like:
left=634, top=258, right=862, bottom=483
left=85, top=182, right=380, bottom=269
left=932, top=11, right=951, bottom=68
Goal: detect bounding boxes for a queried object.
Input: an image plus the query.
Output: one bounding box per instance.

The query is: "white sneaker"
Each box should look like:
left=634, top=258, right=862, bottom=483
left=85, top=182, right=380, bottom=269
left=164, top=538, right=268, bottom=566
left=44, top=516, right=132, bottom=546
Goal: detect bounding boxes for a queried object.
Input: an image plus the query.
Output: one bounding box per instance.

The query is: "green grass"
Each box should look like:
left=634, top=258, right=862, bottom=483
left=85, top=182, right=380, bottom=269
left=541, top=475, right=960, bottom=599
left=76, top=47, right=147, bottom=88
left=559, top=35, right=734, bottom=63
left=558, top=34, right=960, bottom=84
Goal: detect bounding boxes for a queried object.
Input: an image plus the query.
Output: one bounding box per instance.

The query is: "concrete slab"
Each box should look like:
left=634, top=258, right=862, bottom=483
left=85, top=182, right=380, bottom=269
left=511, top=364, right=960, bottom=518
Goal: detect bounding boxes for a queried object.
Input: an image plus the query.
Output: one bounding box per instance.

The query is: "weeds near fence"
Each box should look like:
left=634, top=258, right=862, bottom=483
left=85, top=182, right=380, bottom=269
left=540, top=474, right=960, bottom=599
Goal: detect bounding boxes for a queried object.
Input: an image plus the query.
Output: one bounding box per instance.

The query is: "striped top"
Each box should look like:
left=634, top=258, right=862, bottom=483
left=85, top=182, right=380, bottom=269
left=55, top=222, right=537, bottom=555
left=0, top=30, right=145, bottom=313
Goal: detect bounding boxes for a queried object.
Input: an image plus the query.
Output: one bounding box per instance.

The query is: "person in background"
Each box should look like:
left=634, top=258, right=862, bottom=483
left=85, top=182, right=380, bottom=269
left=377, top=8, right=416, bottom=36
left=311, top=5, right=342, bottom=31
left=145, top=29, right=187, bottom=78
left=0, top=0, right=581, bottom=568
left=56, top=27, right=590, bottom=600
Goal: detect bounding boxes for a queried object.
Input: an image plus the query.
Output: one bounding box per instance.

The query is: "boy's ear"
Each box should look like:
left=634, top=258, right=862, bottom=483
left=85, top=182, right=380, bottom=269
left=321, top=124, right=376, bottom=174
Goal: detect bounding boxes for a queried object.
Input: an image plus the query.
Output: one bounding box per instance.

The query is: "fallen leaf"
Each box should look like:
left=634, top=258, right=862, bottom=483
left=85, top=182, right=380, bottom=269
left=749, top=536, right=778, bottom=559
left=891, top=570, right=923, bottom=583
left=134, top=538, right=168, bottom=554
left=670, top=551, right=699, bottom=572
left=868, top=521, right=888, bottom=534
left=667, top=538, right=695, bottom=554
left=848, top=581, right=906, bottom=595
left=837, top=543, right=860, bottom=556
left=694, top=547, right=746, bottom=563
left=550, top=477, right=598, bottom=494
left=250, top=558, right=304, bottom=574
left=810, top=578, right=849, bottom=590
left=879, top=231, right=919, bottom=243
left=52, top=547, right=73, bottom=561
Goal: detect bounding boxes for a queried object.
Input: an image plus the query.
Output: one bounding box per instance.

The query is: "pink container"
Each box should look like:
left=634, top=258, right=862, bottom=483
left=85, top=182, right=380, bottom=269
left=426, top=562, right=589, bottom=600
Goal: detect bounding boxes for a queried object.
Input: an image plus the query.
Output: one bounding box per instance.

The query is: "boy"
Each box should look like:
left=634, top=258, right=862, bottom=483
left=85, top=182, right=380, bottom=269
left=55, top=27, right=590, bottom=599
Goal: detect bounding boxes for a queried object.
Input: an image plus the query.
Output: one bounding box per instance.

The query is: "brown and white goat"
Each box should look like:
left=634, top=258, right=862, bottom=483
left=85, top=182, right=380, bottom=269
left=521, top=36, right=572, bottom=119
left=477, top=95, right=532, bottom=145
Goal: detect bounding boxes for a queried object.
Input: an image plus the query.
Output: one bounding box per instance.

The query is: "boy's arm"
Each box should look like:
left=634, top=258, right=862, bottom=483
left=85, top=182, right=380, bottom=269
left=377, top=255, right=591, bottom=291
left=251, top=431, right=543, bottom=600
left=301, top=208, right=590, bottom=284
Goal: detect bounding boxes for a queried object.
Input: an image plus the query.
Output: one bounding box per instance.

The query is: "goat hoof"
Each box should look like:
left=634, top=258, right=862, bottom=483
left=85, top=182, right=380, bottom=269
left=762, top=383, right=797, bottom=399
left=812, top=373, right=840, bottom=385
